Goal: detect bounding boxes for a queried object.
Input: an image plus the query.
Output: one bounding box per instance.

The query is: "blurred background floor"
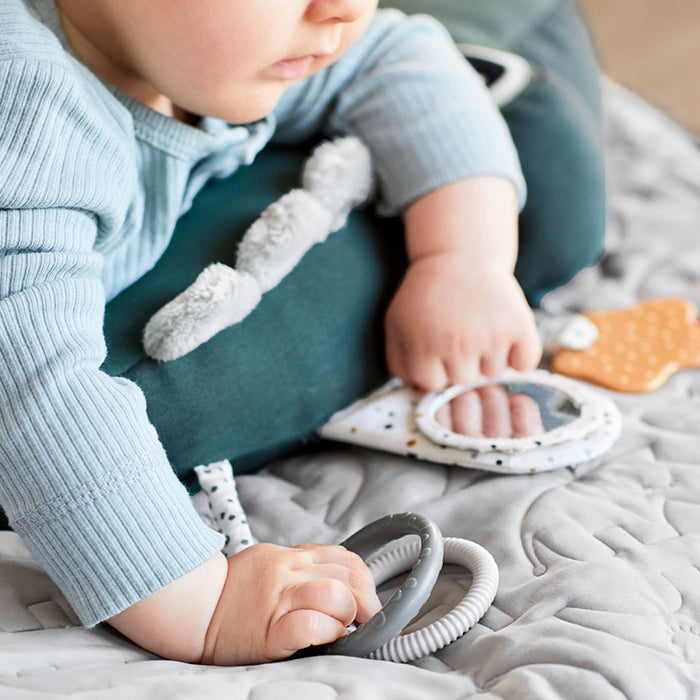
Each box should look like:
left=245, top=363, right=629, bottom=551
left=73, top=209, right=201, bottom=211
left=578, top=0, right=700, bottom=135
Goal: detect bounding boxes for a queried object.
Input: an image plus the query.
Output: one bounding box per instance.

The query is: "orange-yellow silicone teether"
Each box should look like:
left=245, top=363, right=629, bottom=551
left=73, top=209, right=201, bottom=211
left=552, top=298, right=700, bottom=392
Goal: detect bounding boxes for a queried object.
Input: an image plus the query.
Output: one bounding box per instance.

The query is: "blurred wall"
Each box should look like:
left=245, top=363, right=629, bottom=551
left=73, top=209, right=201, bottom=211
left=578, top=0, right=700, bottom=134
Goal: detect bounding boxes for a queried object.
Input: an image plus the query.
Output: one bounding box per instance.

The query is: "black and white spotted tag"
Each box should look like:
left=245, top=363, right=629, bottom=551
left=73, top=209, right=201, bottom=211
left=195, top=461, right=255, bottom=557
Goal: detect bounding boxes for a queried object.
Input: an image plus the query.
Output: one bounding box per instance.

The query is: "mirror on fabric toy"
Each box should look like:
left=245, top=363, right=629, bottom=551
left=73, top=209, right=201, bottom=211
left=319, top=369, right=622, bottom=474
left=431, top=381, right=579, bottom=439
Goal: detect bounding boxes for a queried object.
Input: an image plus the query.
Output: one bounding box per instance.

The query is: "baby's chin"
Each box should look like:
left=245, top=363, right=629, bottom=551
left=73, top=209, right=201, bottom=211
left=176, top=85, right=289, bottom=125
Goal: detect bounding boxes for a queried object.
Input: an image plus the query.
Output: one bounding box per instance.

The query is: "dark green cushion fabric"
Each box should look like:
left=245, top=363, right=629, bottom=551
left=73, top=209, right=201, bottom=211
left=103, top=148, right=406, bottom=485
left=101, top=0, right=605, bottom=484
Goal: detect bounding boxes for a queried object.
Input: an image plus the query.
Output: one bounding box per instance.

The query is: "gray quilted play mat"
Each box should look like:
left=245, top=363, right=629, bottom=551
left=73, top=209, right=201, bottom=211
left=3, top=80, right=700, bottom=699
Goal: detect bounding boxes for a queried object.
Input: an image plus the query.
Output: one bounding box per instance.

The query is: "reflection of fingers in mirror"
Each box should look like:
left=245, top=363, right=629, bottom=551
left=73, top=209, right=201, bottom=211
left=508, top=393, right=544, bottom=438
left=441, top=389, right=482, bottom=436
left=476, top=386, right=510, bottom=438
left=435, top=382, right=577, bottom=439
left=434, top=401, right=453, bottom=433
left=510, top=382, right=580, bottom=431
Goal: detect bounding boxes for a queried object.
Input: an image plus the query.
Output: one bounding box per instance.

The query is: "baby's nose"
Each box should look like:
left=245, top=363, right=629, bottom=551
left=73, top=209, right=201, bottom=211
left=306, top=0, right=370, bottom=24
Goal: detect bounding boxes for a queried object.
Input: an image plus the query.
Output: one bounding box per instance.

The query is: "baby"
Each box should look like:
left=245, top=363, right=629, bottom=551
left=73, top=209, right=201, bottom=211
left=0, top=0, right=542, bottom=664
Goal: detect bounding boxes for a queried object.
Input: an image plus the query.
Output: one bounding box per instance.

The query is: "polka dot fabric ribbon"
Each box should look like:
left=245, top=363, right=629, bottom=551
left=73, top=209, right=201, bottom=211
left=195, top=461, right=255, bottom=557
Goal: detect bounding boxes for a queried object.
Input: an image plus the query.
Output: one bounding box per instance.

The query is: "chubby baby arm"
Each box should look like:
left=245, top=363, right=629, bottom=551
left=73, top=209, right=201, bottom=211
left=385, top=176, right=542, bottom=391
left=108, top=544, right=381, bottom=665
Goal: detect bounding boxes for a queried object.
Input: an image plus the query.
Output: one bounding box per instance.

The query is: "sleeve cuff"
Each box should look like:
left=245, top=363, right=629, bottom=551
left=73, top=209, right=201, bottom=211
left=11, top=450, right=224, bottom=628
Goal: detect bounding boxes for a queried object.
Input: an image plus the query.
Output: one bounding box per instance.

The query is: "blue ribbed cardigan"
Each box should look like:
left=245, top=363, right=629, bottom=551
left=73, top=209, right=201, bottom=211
left=0, top=0, right=525, bottom=625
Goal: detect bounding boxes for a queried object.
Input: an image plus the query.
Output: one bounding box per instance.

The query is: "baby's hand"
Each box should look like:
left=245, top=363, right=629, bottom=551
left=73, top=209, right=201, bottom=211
left=200, top=542, right=381, bottom=665
left=384, top=250, right=542, bottom=391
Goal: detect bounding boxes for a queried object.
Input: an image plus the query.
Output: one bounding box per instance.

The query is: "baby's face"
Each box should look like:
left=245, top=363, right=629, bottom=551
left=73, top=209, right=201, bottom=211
left=55, top=0, right=378, bottom=123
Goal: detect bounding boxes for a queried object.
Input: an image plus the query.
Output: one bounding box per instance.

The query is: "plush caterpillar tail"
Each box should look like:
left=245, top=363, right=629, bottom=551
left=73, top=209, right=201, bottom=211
left=236, top=190, right=333, bottom=293
left=143, top=264, right=261, bottom=361
left=302, top=136, right=374, bottom=231
left=143, top=136, right=374, bottom=361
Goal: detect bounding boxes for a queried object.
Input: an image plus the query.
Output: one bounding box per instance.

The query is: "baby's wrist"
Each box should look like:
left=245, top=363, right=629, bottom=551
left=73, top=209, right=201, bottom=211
left=403, top=177, right=519, bottom=267
left=407, top=248, right=515, bottom=277
left=107, top=552, right=228, bottom=663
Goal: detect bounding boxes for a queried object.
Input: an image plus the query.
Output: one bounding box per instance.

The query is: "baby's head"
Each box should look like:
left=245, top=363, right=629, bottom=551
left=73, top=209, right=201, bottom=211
left=55, top=0, right=378, bottom=123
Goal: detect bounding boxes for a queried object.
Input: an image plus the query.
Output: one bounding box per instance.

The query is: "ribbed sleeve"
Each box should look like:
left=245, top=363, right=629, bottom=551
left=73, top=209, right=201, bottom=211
left=273, top=10, right=526, bottom=215
left=0, top=55, right=224, bottom=626
left=1, top=1, right=524, bottom=628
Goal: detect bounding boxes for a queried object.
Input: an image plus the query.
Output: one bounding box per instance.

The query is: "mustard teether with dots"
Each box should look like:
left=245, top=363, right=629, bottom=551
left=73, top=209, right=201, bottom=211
left=552, top=298, right=700, bottom=392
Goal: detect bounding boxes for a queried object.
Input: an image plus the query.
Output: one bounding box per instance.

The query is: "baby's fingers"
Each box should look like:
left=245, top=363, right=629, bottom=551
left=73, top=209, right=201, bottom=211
left=507, top=326, right=543, bottom=372
left=309, top=562, right=381, bottom=624
left=479, top=350, right=508, bottom=379
left=270, top=609, right=348, bottom=657
left=287, top=577, right=359, bottom=627
left=292, top=544, right=381, bottom=622
left=444, top=354, right=481, bottom=388
left=396, top=348, right=449, bottom=392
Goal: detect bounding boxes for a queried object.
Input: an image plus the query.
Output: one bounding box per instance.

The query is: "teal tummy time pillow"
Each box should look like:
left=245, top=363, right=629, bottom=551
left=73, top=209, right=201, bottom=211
left=101, top=0, right=606, bottom=484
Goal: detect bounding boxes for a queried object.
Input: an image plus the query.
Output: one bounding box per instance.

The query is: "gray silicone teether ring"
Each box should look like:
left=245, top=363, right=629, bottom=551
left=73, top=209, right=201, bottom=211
left=323, top=512, right=444, bottom=658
